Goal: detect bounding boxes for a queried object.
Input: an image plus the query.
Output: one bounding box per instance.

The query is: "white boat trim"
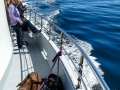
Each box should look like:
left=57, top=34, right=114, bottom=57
left=0, top=1, right=13, bottom=89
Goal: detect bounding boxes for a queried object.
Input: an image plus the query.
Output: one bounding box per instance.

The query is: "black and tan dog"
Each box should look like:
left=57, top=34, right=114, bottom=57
left=17, top=72, right=42, bottom=90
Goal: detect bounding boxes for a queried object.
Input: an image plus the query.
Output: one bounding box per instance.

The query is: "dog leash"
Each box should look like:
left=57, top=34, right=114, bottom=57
left=38, top=50, right=62, bottom=90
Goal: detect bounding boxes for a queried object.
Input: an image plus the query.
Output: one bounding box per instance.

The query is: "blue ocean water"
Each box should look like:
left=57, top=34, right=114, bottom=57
left=23, top=0, right=120, bottom=89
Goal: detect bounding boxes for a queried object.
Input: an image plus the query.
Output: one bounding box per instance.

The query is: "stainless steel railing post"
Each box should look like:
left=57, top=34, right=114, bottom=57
left=77, top=76, right=81, bottom=88
left=34, top=13, right=36, bottom=25
left=29, top=10, right=31, bottom=21
left=49, top=24, right=51, bottom=40
left=77, top=54, right=84, bottom=88
left=60, top=32, right=63, bottom=50
left=40, top=16, right=42, bottom=30
left=79, top=54, right=83, bottom=76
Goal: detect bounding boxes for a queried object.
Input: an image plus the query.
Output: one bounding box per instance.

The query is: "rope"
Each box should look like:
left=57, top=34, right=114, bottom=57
left=38, top=50, right=62, bottom=90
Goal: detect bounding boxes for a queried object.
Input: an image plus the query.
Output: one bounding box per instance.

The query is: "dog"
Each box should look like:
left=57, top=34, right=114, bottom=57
left=17, top=72, right=42, bottom=90
left=41, top=74, right=63, bottom=90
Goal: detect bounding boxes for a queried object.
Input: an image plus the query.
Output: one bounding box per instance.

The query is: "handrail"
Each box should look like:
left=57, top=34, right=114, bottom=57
left=48, top=20, right=110, bottom=90
left=24, top=9, right=110, bottom=90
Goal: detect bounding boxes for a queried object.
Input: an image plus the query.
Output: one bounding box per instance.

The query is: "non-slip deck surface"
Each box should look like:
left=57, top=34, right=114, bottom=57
left=3, top=32, right=50, bottom=90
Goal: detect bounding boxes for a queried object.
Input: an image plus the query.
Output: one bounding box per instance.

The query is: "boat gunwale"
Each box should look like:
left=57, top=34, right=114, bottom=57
left=25, top=9, right=110, bottom=90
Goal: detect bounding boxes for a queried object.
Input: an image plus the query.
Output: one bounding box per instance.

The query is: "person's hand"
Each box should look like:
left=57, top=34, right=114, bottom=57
left=19, top=19, right=23, bottom=25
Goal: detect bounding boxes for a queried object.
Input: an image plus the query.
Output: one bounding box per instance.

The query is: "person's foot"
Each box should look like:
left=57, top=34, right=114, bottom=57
left=36, top=29, right=42, bottom=36
left=19, top=45, right=26, bottom=50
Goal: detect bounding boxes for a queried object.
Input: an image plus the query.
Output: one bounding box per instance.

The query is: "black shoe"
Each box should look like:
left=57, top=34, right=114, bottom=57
left=36, top=29, right=42, bottom=36
left=19, top=45, right=26, bottom=50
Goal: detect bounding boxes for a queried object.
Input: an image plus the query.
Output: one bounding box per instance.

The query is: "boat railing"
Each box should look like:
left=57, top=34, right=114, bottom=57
left=24, top=9, right=110, bottom=90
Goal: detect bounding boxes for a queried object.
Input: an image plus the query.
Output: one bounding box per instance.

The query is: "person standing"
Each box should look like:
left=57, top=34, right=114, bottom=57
left=8, top=0, right=41, bottom=49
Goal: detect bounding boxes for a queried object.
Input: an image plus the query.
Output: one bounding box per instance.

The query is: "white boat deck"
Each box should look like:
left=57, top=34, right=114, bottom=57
left=2, top=32, right=50, bottom=90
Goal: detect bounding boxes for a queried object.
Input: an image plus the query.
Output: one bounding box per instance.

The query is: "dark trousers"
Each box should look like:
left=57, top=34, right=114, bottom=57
left=14, top=28, right=23, bottom=48
left=11, top=19, right=38, bottom=48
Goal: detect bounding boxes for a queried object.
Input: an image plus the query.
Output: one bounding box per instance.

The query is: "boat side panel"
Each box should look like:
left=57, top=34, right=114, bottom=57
left=0, top=0, right=13, bottom=89
left=32, top=32, right=75, bottom=90
left=0, top=54, right=13, bottom=90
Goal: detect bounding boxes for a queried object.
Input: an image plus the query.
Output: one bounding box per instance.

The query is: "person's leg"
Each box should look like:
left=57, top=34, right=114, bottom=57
left=14, top=28, right=23, bottom=48
left=21, top=19, right=41, bottom=35
left=12, top=19, right=41, bottom=36
left=12, top=20, right=37, bottom=33
left=22, top=19, right=38, bottom=33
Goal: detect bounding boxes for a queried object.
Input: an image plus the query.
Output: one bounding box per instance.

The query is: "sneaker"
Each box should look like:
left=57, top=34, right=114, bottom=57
left=36, top=29, right=42, bottom=36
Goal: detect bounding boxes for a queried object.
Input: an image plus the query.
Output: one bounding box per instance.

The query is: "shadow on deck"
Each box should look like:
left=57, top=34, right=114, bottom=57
left=3, top=32, right=50, bottom=90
